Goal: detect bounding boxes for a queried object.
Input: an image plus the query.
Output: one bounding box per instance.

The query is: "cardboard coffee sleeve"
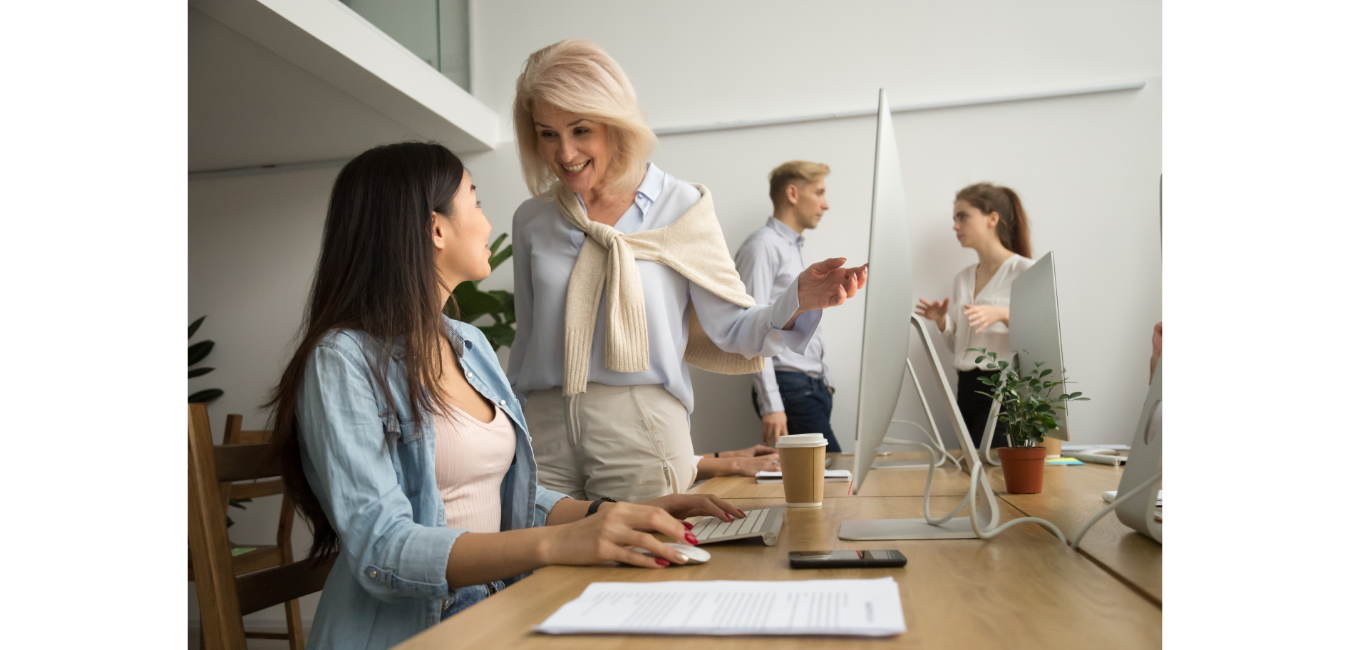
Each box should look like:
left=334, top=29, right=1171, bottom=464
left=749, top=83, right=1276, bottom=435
left=776, top=433, right=828, bottom=507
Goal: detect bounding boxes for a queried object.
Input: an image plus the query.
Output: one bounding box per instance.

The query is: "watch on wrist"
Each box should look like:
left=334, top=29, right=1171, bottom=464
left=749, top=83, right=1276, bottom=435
left=586, top=497, right=617, bottom=517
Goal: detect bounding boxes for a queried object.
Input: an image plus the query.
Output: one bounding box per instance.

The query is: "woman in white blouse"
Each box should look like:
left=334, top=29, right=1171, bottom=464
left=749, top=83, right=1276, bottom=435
left=507, top=39, right=867, bottom=502
left=915, top=182, right=1034, bottom=450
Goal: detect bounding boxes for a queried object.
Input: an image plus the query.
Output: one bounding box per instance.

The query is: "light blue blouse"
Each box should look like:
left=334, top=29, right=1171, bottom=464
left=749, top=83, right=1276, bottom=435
left=507, top=163, right=822, bottom=414
left=297, top=318, right=568, bottom=649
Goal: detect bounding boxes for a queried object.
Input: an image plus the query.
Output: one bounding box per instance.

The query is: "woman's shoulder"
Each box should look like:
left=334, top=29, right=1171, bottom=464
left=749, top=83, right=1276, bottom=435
left=1008, top=254, right=1037, bottom=273
left=659, top=169, right=703, bottom=206
left=512, top=194, right=559, bottom=230
left=315, top=328, right=372, bottom=358
left=444, top=317, right=489, bottom=348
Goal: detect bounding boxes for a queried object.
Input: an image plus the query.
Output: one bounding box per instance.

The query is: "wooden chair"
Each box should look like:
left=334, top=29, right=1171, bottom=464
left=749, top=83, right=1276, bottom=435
left=189, top=404, right=335, bottom=650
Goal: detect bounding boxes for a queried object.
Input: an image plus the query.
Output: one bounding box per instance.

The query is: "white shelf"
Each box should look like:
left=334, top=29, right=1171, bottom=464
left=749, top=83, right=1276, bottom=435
left=189, top=0, right=496, bottom=174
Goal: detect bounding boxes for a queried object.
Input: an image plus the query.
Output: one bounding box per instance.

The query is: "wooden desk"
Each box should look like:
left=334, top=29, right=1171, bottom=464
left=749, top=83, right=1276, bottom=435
left=395, top=495, right=1161, bottom=649
left=992, top=463, right=1163, bottom=605
left=690, top=453, right=977, bottom=499
left=693, top=453, right=1162, bottom=605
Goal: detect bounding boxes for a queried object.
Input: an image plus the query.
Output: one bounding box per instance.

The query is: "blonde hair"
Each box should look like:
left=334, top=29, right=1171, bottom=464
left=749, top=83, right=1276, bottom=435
left=513, top=39, right=657, bottom=198
left=769, top=160, right=831, bottom=209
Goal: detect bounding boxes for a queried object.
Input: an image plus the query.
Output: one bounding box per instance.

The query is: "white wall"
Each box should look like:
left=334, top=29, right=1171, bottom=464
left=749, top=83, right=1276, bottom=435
left=188, top=0, right=1159, bottom=630
left=466, top=0, right=1162, bottom=452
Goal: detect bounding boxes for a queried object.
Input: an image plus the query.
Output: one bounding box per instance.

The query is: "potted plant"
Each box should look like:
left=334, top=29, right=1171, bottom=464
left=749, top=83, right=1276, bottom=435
left=969, top=348, right=1088, bottom=494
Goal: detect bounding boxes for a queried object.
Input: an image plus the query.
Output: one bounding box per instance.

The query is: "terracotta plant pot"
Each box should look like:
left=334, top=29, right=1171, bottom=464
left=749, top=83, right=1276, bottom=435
left=997, top=446, right=1047, bottom=494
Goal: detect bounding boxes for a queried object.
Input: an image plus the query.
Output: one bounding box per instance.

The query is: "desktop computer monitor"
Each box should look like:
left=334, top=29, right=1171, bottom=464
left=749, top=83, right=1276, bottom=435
left=849, top=88, right=913, bottom=495
left=1007, top=252, right=1072, bottom=441
left=1114, top=356, right=1162, bottom=543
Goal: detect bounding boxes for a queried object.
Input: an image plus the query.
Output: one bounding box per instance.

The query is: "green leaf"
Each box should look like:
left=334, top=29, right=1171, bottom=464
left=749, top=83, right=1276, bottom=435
left=188, top=388, right=224, bottom=403
left=188, top=367, right=215, bottom=378
left=488, top=243, right=513, bottom=271
left=454, top=286, right=502, bottom=322
left=488, top=233, right=508, bottom=255
left=188, top=340, right=215, bottom=366
left=480, top=323, right=517, bottom=351
left=998, top=360, right=1009, bottom=370
left=486, top=290, right=513, bottom=312
left=189, top=316, right=206, bottom=339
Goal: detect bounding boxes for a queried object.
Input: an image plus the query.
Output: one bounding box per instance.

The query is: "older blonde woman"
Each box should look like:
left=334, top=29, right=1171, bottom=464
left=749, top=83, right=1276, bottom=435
left=506, top=39, right=867, bottom=503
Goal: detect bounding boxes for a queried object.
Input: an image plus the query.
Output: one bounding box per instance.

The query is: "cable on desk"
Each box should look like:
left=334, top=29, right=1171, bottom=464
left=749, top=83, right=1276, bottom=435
left=967, top=465, right=1067, bottom=543
left=881, top=437, right=971, bottom=525
left=887, top=420, right=961, bottom=468
left=878, top=436, right=1068, bottom=543
left=1069, top=470, right=1162, bottom=550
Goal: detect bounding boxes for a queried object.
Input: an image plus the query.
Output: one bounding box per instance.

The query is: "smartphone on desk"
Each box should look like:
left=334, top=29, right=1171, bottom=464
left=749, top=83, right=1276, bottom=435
left=789, top=550, right=908, bottom=569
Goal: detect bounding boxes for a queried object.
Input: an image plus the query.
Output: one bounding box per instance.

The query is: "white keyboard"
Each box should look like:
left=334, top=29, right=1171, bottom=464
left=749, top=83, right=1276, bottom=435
left=689, top=508, right=784, bottom=546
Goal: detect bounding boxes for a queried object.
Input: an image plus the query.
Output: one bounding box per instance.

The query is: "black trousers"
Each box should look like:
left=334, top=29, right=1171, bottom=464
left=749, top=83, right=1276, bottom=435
left=956, top=369, right=1008, bottom=450
left=751, top=371, right=842, bottom=452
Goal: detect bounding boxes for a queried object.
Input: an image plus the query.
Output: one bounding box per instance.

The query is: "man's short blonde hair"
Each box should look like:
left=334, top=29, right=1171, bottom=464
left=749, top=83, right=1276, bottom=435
left=512, top=39, right=658, bottom=198
left=769, top=160, right=831, bottom=209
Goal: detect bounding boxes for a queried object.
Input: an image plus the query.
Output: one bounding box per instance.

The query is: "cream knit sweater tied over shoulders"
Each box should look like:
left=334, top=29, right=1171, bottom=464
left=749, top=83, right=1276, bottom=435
left=556, top=183, right=765, bottom=396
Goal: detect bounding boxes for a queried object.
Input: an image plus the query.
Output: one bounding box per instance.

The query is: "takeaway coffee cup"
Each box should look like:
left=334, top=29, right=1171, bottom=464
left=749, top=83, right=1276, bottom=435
left=776, top=433, right=828, bottom=507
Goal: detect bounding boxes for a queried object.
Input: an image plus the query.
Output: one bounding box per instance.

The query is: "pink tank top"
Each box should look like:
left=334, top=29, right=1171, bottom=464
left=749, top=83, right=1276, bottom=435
left=432, top=404, right=517, bottom=533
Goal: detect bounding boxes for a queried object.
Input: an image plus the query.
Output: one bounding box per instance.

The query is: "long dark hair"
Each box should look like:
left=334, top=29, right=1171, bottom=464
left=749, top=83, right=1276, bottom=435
left=266, top=142, right=467, bottom=559
left=956, top=182, right=1032, bottom=258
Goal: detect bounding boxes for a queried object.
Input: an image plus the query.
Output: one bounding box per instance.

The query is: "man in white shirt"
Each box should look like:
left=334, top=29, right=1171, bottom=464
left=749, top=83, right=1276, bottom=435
left=734, top=161, right=840, bottom=451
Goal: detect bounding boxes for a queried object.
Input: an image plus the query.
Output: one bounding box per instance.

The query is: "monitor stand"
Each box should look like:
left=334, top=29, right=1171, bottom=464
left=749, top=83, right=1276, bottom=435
left=872, top=359, right=960, bottom=470
left=840, top=315, right=1001, bottom=540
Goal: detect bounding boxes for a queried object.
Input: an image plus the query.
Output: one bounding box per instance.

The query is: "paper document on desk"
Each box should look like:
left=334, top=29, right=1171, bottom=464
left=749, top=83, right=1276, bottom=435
left=534, top=578, right=905, bottom=637
left=755, top=469, right=852, bottom=484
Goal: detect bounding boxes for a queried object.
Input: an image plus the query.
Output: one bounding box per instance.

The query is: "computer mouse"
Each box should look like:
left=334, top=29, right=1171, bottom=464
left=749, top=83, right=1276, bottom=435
left=635, top=542, right=711, bottom=564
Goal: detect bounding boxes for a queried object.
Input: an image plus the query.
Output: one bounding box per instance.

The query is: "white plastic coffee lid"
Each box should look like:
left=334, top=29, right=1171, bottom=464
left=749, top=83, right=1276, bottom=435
left=776, top=433, right=827, bottom=448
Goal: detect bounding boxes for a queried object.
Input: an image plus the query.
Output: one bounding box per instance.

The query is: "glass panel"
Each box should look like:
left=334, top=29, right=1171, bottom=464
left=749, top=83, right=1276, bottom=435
left=340, top=0, right=470, bottom=92
left=437, top=0, right=471, bottom=91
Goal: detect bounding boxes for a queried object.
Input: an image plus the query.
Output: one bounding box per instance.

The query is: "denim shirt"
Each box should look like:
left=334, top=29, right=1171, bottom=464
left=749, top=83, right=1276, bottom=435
left=297, top=317, right=568, bottom=650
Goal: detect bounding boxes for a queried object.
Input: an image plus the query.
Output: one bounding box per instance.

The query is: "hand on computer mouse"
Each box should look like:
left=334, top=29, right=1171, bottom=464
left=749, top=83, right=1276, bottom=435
left=545, top=502, right=693, bottom=569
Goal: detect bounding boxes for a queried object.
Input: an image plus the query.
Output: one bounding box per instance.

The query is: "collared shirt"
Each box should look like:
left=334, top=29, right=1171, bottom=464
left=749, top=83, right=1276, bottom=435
left=943, top=254, right=1035, bottom=370
left=297, top=318, right=568, bottom=650
left=734, top=216, right=832, bottom=414
left=507, top=163, right=822, bottom=414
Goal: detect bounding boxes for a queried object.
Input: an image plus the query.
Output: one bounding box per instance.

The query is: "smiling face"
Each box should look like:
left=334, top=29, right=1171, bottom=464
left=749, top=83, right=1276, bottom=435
left=532, top=102, right=613, bottom=196
left=952, top=199, right=1000, bottom=249
left=432, top=170, right=493, bottom=288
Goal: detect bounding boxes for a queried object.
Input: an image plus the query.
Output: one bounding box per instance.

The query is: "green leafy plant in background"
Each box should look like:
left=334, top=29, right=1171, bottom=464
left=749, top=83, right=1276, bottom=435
left=189, top=316, right=248, bottom=524
left=446, top=233, right=516, bottom=350
left=189, top=316, right=224, bottom=403
left=969, top=347, right=1089, bottom=448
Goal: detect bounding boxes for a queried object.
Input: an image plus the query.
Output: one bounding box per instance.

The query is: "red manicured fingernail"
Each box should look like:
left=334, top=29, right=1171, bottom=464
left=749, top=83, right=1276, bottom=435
left=685, top=533, right=699, bottom=545
left=683, top=521, right=694, bottom=530
left=738, top=509, right=747, bottom=517
left=655, top=559, right=670, bottom=567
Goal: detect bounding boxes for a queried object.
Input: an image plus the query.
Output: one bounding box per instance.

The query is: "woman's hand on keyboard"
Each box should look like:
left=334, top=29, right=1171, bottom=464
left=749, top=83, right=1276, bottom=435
left=641, top=493, right=745, bottom=523
left=543, top=502, right=693, bottom=569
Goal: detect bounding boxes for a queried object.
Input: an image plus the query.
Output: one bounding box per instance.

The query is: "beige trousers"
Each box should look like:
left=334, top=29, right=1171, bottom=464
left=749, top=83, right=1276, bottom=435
left=525, top=383, right=697, bottom=502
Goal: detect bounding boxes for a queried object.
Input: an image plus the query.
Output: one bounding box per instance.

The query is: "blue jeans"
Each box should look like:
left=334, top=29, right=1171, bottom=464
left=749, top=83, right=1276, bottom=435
left=441, top=580, right=506, bottom=620
left=752, top=371, right=842, bottom=452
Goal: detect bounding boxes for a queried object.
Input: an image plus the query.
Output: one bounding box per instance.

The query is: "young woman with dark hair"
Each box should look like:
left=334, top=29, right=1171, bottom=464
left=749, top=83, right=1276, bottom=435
left=914, top=182, right=1035, bottom=450
left=265, top=142, right=743, bottom=650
